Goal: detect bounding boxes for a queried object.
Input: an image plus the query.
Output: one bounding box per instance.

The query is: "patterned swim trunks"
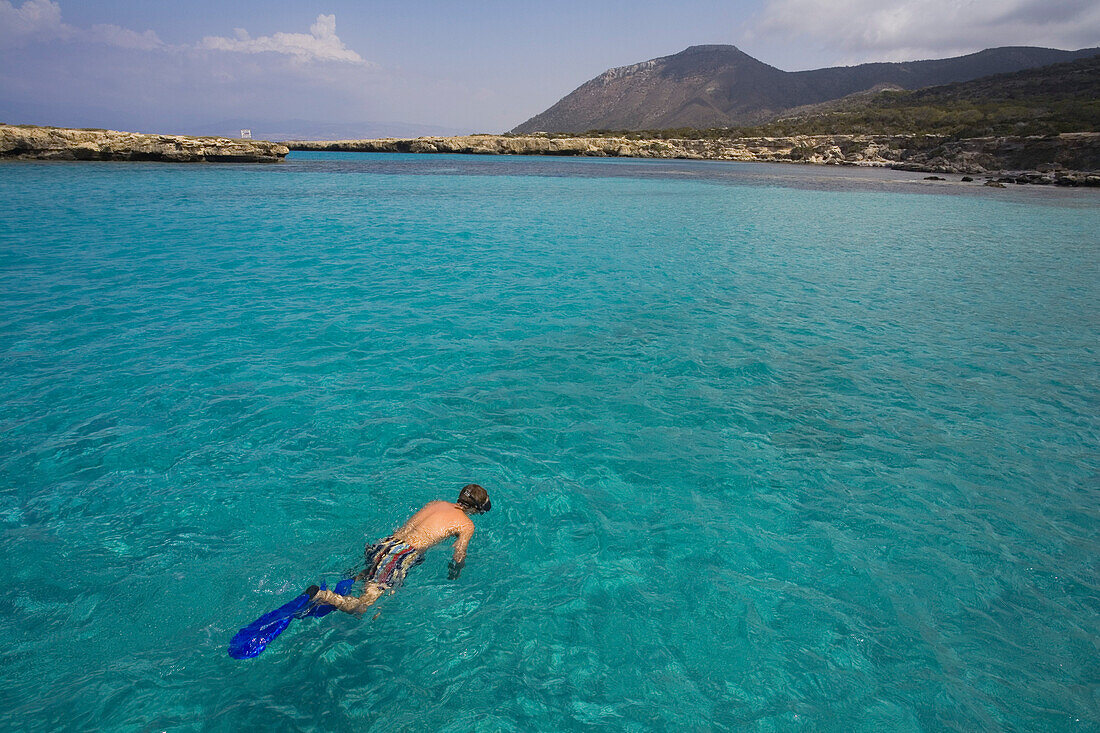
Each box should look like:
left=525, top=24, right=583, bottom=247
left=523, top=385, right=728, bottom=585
left=360, top=536, right=424, bottom=588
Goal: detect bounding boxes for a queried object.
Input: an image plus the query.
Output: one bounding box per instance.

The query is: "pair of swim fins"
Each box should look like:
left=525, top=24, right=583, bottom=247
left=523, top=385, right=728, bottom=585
left=228, top=578, right=355, bottom=660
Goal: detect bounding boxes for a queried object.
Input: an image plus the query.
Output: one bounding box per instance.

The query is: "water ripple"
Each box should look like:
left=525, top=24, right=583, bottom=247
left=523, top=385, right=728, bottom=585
left=1, top=156, right=1098, bottom=731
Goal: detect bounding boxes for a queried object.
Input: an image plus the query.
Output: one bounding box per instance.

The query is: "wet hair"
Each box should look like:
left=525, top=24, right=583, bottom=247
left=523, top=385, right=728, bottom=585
left=457, top=483, right=491, bottom=513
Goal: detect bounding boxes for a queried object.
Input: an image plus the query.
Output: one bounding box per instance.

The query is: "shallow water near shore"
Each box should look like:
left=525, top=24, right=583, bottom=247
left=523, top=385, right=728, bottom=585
left=1, top=153, right=1098, bottom=731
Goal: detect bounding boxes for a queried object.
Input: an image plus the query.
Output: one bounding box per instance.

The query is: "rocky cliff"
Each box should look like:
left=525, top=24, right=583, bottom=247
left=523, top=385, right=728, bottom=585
left=0, top=125, right=288, bottom=162
left=288, top=133, right=1100, bottom=183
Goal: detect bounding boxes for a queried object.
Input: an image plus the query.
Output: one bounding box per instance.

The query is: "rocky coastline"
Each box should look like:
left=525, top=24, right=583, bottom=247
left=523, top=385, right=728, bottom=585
left=3, top=124, right=1095, bottom=183
left=289, top=132, right=1100, bottom=185
left=0, top=124, right=288, bottom=163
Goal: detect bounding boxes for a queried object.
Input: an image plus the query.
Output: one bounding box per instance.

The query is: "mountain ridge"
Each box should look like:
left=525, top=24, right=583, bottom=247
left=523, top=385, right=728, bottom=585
left=512, top=45, right=1100, bottom=133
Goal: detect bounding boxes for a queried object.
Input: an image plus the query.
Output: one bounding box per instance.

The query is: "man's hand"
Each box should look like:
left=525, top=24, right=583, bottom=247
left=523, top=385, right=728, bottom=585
left=448, top=559, right=465, bottom=580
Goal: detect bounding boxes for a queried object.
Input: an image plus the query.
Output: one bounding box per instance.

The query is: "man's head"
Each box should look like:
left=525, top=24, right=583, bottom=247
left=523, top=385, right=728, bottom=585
left=456, top=483, right=491, bottom=514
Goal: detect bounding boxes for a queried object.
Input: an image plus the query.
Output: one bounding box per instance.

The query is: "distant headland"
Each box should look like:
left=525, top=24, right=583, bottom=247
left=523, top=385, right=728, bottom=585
left=0, top=124, right=288, bottom=163
left=286, top=133, right=1100, bottom=186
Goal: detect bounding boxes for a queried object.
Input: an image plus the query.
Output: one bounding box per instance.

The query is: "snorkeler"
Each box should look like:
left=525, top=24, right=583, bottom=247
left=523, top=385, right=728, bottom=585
left=309, top=483, right=492, bottom=615
left=228, top=484, right=492, bottom=659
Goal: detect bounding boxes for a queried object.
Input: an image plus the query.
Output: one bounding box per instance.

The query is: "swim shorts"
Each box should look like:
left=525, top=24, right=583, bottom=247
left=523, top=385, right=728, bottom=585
left=360, top=536, right=424, bottom=588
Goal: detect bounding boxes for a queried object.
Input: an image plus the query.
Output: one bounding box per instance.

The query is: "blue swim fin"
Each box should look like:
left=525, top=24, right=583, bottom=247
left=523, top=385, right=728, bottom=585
left=228, top=590, right=313, bottom=660
left=228, top=578, right=358, bottom=659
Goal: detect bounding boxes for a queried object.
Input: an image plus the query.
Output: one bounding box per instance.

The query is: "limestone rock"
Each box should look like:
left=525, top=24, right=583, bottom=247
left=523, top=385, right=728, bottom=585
left=0, top=124, right=289, bottom=163
left=284, top=132, right=1100, bottom=185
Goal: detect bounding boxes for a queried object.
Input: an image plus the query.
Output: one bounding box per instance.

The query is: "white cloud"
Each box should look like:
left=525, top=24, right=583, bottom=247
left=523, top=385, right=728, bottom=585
left=87, top=23, right=163, bottom=51
left=0, top=0, right=68, bottom=46
left=0, top=0, right=164, bottom=50
left=0, top=2, right=364, bottom=64
left=753, top=0, right=1100, bottom=62
left=0, top=2, right=385, bottom=134
left=198, top=14, right=367, bottom=64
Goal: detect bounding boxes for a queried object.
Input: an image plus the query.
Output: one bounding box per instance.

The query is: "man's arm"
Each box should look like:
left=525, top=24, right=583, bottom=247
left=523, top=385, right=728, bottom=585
left=448, top=523, right=474, bottom=580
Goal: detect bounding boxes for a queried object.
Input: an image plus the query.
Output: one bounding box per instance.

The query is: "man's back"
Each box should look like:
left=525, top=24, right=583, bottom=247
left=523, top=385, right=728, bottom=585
left=393, top=500, right=475, bottom=555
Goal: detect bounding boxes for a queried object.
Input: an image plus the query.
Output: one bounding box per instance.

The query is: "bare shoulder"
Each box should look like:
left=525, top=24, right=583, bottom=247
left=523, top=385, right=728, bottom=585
left=424, top=501, right=473, bottom=529
left=441, top=502, right=475, bottom=533
left=442, top=502, right=474, bottom=526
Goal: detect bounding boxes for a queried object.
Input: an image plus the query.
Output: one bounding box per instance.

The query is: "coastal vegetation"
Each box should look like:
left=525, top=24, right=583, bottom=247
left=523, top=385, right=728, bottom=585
left=526, top=55, right=1100, bottom=141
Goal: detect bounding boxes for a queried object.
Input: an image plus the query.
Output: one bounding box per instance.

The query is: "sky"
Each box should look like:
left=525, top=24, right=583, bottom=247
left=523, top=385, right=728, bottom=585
left=1, top=0, right=1098, bottom=136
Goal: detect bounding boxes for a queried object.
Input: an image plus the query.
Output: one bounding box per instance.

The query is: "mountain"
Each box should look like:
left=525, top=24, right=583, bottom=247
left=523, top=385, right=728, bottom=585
left=511, top=45, right=1100, bottom=133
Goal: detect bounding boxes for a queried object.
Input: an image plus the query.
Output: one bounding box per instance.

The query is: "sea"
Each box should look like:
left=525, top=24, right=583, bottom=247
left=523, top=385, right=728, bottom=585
left=1, top=152, right=1098, bottom=731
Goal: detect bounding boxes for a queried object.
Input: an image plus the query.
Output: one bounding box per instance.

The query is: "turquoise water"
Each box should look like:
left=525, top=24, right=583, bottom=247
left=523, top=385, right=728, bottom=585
left=1, top=153, right=1098, bottom=731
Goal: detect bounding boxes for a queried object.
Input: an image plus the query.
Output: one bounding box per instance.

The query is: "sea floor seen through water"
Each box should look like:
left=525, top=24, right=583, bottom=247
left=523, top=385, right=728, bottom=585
left=1, top=153, right=1098, bottom=731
